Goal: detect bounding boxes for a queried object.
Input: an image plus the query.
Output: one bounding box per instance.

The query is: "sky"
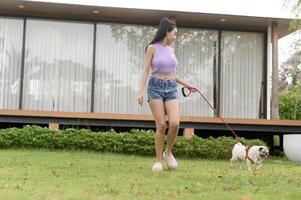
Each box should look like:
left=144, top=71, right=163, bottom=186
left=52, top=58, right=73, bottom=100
left=279, top=31, right=300, bottom=65
left=26, top=0, right=300, bottom=65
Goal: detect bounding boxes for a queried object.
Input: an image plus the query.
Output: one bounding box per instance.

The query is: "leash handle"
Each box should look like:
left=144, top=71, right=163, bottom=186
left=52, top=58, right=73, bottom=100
left=181, top=87, right=191, bottom=97
left=182, top=87, right=243, bottom=144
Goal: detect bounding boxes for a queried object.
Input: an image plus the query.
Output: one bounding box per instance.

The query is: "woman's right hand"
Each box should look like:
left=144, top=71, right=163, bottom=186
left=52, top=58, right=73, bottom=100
left=187, top=86, right=199, bottom=93
left=138, top=91, right=144, bottom=106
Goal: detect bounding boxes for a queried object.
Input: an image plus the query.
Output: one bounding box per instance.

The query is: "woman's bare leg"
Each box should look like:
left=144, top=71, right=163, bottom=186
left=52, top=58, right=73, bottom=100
left=149, top=99, right=167, bottom=162
left=164, top=99, right=180, bottom=154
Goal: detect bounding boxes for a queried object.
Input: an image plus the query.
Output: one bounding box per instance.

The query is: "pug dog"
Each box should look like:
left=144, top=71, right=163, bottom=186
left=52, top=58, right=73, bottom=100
left=230, top=142, right=269, bottom=170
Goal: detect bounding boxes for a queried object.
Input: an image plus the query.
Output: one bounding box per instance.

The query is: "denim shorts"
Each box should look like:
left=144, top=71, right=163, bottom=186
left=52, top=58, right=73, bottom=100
left=147, top=76, right=178, bottom=102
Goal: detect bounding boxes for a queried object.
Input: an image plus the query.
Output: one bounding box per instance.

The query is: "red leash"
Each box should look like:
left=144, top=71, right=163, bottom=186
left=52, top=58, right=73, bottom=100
left=181, top=87, right=242, bottom=144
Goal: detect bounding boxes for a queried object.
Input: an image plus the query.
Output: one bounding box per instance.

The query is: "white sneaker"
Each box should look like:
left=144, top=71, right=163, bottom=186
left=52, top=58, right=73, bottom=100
left=162, top=150, right=177, bottom=170
left=152, top=162, right=163, bottom=172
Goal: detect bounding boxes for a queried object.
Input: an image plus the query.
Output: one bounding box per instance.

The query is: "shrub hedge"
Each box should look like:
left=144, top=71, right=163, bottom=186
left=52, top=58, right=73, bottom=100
left=0, top=125, right=266, bottom=159
left=279, top=91, right=301, bottom=120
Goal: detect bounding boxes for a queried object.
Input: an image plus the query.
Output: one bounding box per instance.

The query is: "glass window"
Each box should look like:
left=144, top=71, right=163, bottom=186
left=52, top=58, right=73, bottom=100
left=220, top=31, right=264, bottom=118
left=23, top=19, right=94, bottom=112
left=94, top=23, right=218, bottom=116
left=176, top=28, right=218, bottom=117
left=94, top=23, right=155, bottom=114
left=0, top=17, right=23, bottom=109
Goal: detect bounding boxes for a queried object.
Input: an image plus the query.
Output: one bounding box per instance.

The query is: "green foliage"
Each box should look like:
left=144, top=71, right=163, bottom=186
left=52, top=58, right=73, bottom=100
left=279, top=48, right=301, bottom=92
left=283, top=0, right=301, bottom=30
left=0, top=125, right=266, bottom=159
left=279, top=91, right=301, bottom=119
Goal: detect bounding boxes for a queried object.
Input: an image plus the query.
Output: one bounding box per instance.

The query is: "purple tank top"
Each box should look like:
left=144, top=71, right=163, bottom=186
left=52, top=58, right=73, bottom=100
left=151, top=42, right=177, bottom=75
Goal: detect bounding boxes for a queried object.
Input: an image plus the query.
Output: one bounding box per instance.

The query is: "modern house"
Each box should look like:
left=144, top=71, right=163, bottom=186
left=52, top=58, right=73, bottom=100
left=0, top=0, right=300, bottom=142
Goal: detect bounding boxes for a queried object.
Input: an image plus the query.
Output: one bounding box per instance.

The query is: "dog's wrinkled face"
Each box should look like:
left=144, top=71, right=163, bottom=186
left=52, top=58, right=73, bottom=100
left=259, top=146, right=269, bottom=158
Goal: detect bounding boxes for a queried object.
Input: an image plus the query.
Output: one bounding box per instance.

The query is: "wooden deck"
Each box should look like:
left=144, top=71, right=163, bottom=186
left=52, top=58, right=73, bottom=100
left=0, top=109, right=300, bottom=134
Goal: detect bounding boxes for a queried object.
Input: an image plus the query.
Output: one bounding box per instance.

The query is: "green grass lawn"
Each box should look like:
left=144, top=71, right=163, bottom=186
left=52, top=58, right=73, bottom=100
left=0, top=149, right=300, bottom=200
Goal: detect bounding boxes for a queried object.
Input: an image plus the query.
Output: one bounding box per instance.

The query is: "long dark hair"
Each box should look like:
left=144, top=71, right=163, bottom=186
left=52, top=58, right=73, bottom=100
left=145, top=17, right=176, bottom=52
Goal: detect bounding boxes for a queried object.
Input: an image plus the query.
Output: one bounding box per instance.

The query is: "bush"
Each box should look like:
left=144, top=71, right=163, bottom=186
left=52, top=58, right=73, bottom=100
left=279, top=91, right=301, bottom=120
left=0, top=125, right=266, bottom=159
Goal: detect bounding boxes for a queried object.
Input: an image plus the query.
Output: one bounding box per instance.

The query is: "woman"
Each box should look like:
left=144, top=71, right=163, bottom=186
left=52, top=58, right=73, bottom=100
left=138, top=17, right=197, bottom=172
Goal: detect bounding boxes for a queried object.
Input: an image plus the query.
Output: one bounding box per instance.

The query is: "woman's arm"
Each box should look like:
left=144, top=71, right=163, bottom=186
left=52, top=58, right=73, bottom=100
left=138, top=45, right=154, bottom=105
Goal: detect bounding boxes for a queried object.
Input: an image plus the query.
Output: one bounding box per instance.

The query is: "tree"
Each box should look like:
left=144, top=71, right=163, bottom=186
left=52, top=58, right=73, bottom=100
left=279, top=0, right=301, bottom=92
left=283, top=0, right=301, bottom=30
left=279, top=43, right=301, bottom=92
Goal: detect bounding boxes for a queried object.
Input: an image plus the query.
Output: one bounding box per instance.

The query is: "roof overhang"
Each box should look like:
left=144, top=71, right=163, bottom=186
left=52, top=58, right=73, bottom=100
left=0, top=0, right=294, bottom=37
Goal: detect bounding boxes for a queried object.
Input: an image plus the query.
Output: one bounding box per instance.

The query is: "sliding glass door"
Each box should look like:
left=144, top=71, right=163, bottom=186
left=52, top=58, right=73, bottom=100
left=176, top=28, right=218, bottom=117
left=220, top=31, right=264, bottom=118
left=23, top=19, right=94, bottom=112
